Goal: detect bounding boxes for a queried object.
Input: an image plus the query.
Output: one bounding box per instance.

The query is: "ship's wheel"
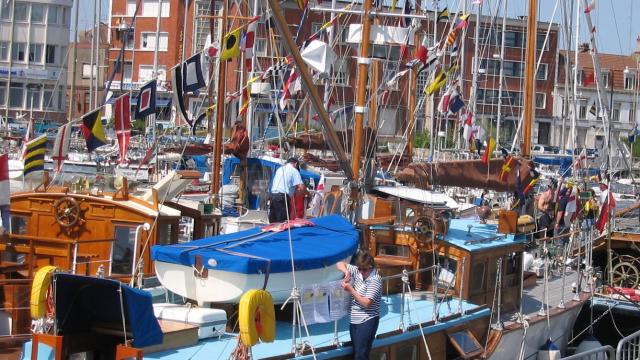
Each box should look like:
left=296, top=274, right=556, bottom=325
left=611, top=260, right=640, bottom=289
left=53, top=197, right=81, bottom=228
left=413, top=217, right=435, bottom=243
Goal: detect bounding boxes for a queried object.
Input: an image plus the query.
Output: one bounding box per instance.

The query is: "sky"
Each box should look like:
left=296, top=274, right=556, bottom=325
left=70, top=0, right=640, bottom=56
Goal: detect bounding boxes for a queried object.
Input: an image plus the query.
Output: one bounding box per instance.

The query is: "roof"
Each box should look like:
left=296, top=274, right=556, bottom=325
left=444, top=219, right=526, bottom=252
left=374, top=186, right=459, bottom=209
left=558, top=51, right=638, bottom=87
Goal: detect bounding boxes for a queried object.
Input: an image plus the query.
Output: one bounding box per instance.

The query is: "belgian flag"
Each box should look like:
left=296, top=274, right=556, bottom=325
left=82, top=107, right=106, bottom=152
left=23, top=135, right=47, bottom=176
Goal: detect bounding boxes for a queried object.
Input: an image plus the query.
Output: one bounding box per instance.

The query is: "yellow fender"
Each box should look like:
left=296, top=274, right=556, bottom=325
left=30, top=265, right=57, bottom=319
left=238, top=289, right=276, bottom=346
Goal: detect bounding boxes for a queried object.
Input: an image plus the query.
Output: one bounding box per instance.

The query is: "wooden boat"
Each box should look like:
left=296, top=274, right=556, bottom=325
left=0, top=171, right=220, bottom=339
left=359, top=191, right=589, bottom=359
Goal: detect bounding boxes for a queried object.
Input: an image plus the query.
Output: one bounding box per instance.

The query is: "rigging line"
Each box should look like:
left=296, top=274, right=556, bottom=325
left=607, top=0, right=624, bottom=56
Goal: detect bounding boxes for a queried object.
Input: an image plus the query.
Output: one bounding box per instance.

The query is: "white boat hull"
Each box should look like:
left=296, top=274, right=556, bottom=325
left=488, top=302, right=584, bottom=360
left=155, top=258, right=349, bottom=304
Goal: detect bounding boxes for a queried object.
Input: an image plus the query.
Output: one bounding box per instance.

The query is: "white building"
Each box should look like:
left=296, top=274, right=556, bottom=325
left=0, top=0, right=72, bottom=129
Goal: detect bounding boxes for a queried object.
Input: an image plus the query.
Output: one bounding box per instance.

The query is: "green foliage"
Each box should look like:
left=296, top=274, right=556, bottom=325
left=413, top=130, right=431, bottom=149
left=621, top=137, right=640, bottom=157
left=132, top=119, right=146, bottom=131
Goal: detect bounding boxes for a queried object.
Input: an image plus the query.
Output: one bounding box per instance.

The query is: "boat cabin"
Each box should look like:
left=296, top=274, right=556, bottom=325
left=361, top=193, right=530, bottom=313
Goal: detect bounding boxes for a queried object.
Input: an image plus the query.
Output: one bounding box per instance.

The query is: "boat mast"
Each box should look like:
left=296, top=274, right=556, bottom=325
left=68, top=0, right=80, bottom=122
left=322, top=0, right=337, bottom=111
left=521, top=0, right=537, bottom=157
left=469, top=1, right=482, bottom=151
left=495, top=0, right=507, bottom=148
left=95, top=0, right=102, bottom=109
left=406, top=0, right=421, bottom=159
left=428, top=0, right=439, bottom=158
left=560, top=0, right=574, bottom=150
left=89, top=0, right=97, bottom=110
left=456, top=0, right=467, bottom=149
left=351, top=0, right=373, bottom=180
left=266, top=0, right=352, bottom=179
left=210, top=0, right=228, bottom=202
left=571, top=0, right=580, bottom=152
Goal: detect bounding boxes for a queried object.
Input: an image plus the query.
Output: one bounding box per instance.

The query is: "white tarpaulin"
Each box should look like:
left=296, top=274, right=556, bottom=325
left=346, top=24, right=416, bottom=45
left=300, top=40, right=336, bottom=74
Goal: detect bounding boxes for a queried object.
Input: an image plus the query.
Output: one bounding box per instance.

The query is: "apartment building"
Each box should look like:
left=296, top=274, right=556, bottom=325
left=0, top=0, right=73, bottom=128
left=554, top=51, right=638, bottom=149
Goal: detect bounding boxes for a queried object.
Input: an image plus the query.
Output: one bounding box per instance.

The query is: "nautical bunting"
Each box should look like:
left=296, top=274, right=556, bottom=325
left=424, top=69, right=447, bottom=95
left=280, top=68, right=300, bottom=110
left=583, top=71, right=595, bottom=86
left=437, top=8, right=450, bottom=22
left=183, top=53, right=206, bottom=93
left=221, top=27, right=242, bottom=61
left=82, top=107, right=107, bottom=152
left=438, top=87, right=453, bottom=114
left=115, top=94, right=131, bottom=164
left=23, top=135, right=47, bottom=176
left=595, top=188, right=615, bottom=232
left=455, top=14, right=471, bottom=30
left=448, top=90, right=465, bottom=113
left=52, top=122, right=71, bottom=173
left=241, top=17, right=259, bottom=71
left=135, top=80, right=157, bottom=119
left=446, top=31, right=457, bottom=46
left=499, top=155, right=514, bottom=182
left=584, top=0, right=596, bottom=13
left=629, top=126, right=639, bottom=143
left=387, top=69, right=410, bottom=88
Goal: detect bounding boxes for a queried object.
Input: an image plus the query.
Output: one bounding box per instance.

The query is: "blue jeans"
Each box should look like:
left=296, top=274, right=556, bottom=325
left=350, top=316, right=379, bottom=360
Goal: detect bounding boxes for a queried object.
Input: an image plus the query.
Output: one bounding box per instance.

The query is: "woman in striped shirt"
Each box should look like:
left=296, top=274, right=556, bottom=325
left=337, top=251, right=383, bottom=360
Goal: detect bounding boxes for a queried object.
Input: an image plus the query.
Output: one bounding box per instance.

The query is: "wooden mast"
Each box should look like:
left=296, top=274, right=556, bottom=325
left=210, top=0, right=228, bottom=204
left=406, top=0, right=422, bottom=159
left=266, top=0, right=353, bottom=180
left=351, top=0, right=373, bottom=180
left=522, top=0, right=538, bottom=157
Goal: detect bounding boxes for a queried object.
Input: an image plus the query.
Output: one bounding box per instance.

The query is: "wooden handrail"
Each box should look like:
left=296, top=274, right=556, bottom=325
left=6, top=234, right=114, bottom=244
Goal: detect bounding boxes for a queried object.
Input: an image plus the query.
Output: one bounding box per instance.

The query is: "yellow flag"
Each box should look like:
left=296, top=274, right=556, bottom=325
left=424, top=70, right=447, bottom=95
left=482, top=137, right=496, bottom=165
left=221, top=27, right=242, bottom=61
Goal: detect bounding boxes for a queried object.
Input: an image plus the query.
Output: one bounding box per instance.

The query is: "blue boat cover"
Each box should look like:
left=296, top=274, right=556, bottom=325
left=54, top=273, right=163, bottom=348
left=151, top=215, right=359, bottom=274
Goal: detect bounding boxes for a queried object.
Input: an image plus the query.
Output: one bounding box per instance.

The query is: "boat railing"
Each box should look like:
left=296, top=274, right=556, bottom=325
left=560, top=345, right=614, bottom=359
left=616, top=327, right=640, bottom=360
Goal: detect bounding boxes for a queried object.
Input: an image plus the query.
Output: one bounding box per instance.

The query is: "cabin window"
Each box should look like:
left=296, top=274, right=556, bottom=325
left=378, top=244, right=410, bottom=258
left=157, top=223, right=173, bottom=245
left=395, top=343, right=418, bottom=360
left=111, top=226, right=137, bottom=275
left=506, top=253, right=520, bottom=275
left=10, top=216, right=28, bottom=234
left=447, top=330, right=483, bottom=358
left=369, top=350, right=388, bottom=360
left=470, top=262, right=485, bottom=292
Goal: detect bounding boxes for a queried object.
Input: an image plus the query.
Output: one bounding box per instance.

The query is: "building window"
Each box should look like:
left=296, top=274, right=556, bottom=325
left=579, top=104, right=587, bottom=119
left=9, top=83, right=24, bottom=108
left=31, top=3, right=44, bottom=23
left=126, top=0, right=137, bottom=16
left=624, top=73, right=636, bottom=90
left=12, top=43, right=26, bottom=62
left=334, top=59, right=348, bottom=86
left=255, top=38, right=267, bottom=56
left=141, top=32, right=168, bottom=51
left=57, top=88, right=65, bottom=111
left=124, top=30, right=135, bottom=49
left=43, top=85, right=54, bottom=109
left=0, top=81, right=5, bottom=106
left=29, top=44, right=43, bottom=63
left=26, top=84, right=41, bottom=110
left=82, top=64, right=97, bottom=79
left=311, top=22, right=322, bottom=35
left=0, top=2, right=10, bottom=20
left=0, top=42, right=8, bottom=61
left=139, top=65, right=166, bottom=82
left=60, top=46, right=67, bottom=63
left=612, top=102, right=621, bottom=122
left=193, top=0, right=220, bottom=54
left=45, top=45, right=56, bottom=64
left=62, top=6, right=69, bottom=25
left=630, top=108, right=636, bottom=124
left=47, top=5, right=59, bottom=24
left=536, top=64, right=548, bottom=80
left=576, top=69, right=584, bottom=86
left=142, top=0, right=170, bottom=17
left=535, top=94, right=546, bottom=109
left=123, top=62, right=133, bottom=82
left=14, top=2, right=28, bottom=22
left=602, top=70, right=610, bottom=88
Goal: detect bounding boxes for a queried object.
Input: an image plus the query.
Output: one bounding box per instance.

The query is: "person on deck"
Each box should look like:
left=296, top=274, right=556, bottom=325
left=536, top=180, right=557, bottom=238
left=268, top=157, right=308, bottom=223
left=337, top=251, right=383, bottom=360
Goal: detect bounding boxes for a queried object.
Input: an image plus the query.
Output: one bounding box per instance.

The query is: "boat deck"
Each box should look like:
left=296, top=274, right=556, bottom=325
left=20, top=293, right=489, bottom=360
left=501, top=268, right=585, bottom=328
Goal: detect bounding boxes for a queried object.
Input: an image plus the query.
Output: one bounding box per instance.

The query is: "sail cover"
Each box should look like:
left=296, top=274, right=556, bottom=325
left=151, top=215, right=358, bottom=274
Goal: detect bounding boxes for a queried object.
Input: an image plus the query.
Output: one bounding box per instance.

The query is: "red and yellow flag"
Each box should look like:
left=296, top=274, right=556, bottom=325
left=481, top=137, right=496, bottom=165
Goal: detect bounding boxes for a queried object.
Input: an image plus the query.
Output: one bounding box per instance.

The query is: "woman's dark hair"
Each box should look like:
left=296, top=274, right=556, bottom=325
left=354, top=250, right=375, bottom=269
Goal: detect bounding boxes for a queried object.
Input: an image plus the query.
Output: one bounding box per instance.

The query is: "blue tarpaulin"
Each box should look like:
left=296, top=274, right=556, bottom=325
left=151, top=215, right=358, bottom=274
left=54, top=273, right=163, bottom=348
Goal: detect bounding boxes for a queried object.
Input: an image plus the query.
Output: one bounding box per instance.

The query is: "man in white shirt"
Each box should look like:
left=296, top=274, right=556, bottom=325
left=269, top=157, right=308, bottom=223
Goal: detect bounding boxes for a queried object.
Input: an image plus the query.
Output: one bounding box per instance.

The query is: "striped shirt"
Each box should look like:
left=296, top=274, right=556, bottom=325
left=346, top=264, right=382, bottom=324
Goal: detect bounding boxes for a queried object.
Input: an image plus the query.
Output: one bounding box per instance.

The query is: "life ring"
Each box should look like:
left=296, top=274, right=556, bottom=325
left=238, top=289, right=276, bottom=346
left=30, top=265, right=57, bottom=319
